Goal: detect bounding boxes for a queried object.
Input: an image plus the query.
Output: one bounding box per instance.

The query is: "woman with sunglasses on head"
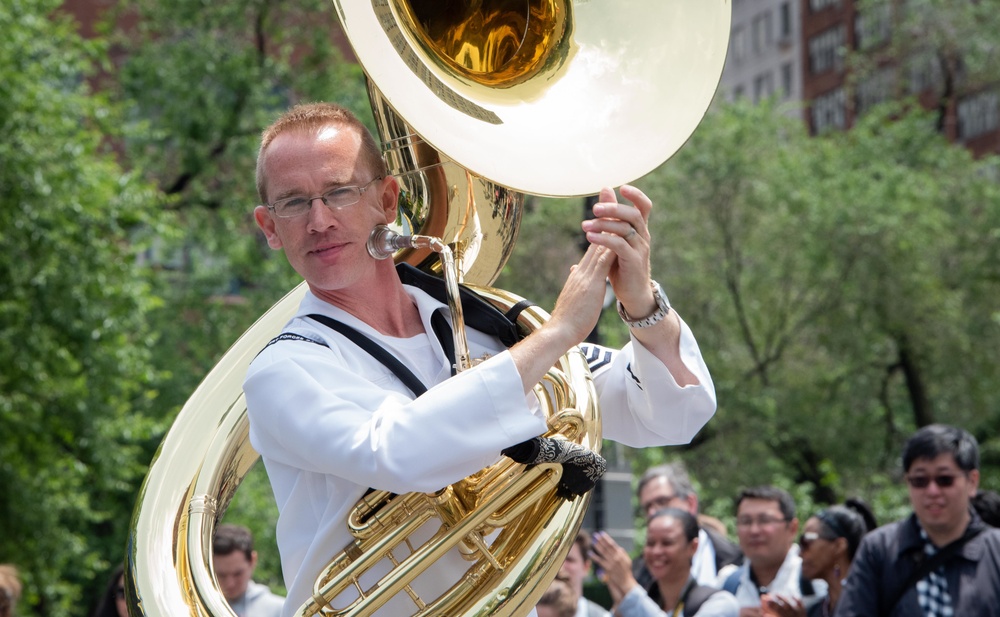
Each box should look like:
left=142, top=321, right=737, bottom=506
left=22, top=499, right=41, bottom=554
left=591, top=508, right=738, bottom=616
left=762, top=500, right=875, bottom=617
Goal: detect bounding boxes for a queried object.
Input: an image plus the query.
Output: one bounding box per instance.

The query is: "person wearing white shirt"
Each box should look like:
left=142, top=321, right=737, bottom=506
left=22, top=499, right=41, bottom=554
left=244, top=102, right=718, bottom=617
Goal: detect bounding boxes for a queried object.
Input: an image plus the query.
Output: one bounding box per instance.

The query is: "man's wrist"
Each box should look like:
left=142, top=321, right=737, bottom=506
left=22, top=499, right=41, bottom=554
left=617, top=281, right=671, bottom=328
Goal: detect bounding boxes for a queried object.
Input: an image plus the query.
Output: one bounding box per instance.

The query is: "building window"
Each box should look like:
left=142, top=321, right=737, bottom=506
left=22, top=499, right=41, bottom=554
left=811, top=88, right=847, bottom=133
left=752, top=11, right=774, bottom=55
left=958, top=90, right=1000, bottom=141
left=731, top=26, right=748, bottom=64
left=779, top=2, right=792, bottom=41
left=907, top=52, right=942, bottom=95
left=855, top=4, right=892, bottom=50
left=809, top=0, right=841, bottom=13
left=781, top=62, right=794, bottom=98
left=856, top=67, right=896, bottom=116
left=808, top=25, right=845, bottom=74
left=754, top=71, right=775, bottom=102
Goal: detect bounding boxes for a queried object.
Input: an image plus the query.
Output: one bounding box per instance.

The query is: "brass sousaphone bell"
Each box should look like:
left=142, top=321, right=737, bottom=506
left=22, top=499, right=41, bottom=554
left=125, top=1, right=730, bottom=616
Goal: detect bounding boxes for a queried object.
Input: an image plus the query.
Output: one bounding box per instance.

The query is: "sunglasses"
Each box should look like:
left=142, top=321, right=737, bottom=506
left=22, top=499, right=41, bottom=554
left=906, top=474, right=960, bottom=489
left=798, top=531, right=826, bottom=550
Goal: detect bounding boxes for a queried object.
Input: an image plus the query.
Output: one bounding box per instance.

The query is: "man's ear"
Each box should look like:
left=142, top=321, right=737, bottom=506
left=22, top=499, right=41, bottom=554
left=686, top=493, right=699, bottom=516
left=789, top=517, right=799, bottom=535
left=379, top=176, right=401, bottom=225
left=250, top=550, right=259, bottom=570
left=254, top=205, right=283, bottom=250
left=968, top=469, right=981, bottom=496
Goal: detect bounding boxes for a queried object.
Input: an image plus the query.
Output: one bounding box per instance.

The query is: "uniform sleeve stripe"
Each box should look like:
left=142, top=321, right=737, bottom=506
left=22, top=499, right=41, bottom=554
left=258, top=332, right=327, bottom=356
left=579, top=343, right=613, bottom=373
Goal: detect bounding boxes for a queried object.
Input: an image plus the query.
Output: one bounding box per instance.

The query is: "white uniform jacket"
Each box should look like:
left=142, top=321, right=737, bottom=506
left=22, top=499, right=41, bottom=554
left=243, top=284, right=717, bottom=617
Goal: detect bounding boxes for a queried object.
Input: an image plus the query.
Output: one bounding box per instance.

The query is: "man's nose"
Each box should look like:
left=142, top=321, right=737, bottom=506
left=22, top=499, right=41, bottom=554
left=306, top=197, right=339, bottom=230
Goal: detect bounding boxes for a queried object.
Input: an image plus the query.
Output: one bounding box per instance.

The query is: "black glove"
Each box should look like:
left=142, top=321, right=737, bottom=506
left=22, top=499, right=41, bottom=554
left=501, top=436, right=607, bottom=500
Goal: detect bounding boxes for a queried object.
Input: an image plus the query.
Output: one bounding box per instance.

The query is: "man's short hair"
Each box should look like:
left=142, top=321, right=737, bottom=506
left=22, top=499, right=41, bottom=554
left=902, top=424, right=980, bottom=473
left=572, top=530, right=593, bottom=562
left=637, top=461, right=696, bottom=500
left=536, top=578, right=576, bottom=617
left=255, top=102, right=388, bottom=205
left=214, top=524, right=255, bottom=561
left=735, top=485, right=796, bottom=521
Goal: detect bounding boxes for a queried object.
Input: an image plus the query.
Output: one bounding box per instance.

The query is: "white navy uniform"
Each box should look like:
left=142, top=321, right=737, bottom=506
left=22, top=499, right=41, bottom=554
left=244, top=284, right=717, bottom=617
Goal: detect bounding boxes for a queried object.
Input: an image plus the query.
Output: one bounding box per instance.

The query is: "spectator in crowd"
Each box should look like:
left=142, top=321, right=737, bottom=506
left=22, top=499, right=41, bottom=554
left=558, top=531, right=610, bottom=617
left=591, top=507, right=738, bottom=616
left=213, top=524, right=285, bottom=617
left=90, top=564, right=127, bottom=617
left=634, top=463, right=743, bottom=588
left=835, top=424, right=1000, bottom=616
left=0, top=565, right=21, bottom=617
left=537, top=578, right=578, bottom=617
left=720, top=486, right=824, bottom=616
left=761, top=499, right=875, bottom=617
left=971, top=488, right=1000, bottom=527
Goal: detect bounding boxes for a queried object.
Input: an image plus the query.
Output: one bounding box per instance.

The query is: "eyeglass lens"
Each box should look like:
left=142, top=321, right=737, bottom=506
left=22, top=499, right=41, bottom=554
left=736, top=515, right=787, bottom=528
left=271, top=177, right=381, bottom=217
left=906, top=474, right=958, bottom=489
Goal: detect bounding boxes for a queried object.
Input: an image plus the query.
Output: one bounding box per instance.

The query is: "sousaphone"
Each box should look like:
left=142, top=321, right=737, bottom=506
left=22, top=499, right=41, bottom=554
left=125, top=1, right=730, bottom=616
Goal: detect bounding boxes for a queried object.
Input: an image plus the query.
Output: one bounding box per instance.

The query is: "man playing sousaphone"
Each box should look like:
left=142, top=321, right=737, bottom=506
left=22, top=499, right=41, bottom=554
left=243, top=102, right=717, bottom=616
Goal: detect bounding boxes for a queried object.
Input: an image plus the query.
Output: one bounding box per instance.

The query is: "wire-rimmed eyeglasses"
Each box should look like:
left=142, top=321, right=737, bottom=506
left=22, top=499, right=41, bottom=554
left=266, top=176, right=383, bottom=218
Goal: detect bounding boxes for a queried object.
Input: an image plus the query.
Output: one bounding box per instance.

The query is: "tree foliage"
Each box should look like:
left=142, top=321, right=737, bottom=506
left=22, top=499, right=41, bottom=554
left=634, top=98, right=1000, bottom=523
left=0, top=0, right=163, bottom=614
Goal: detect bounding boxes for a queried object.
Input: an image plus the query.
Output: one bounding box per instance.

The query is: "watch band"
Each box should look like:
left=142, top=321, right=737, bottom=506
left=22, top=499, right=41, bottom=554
left=617, top=281, right=671, bottom=328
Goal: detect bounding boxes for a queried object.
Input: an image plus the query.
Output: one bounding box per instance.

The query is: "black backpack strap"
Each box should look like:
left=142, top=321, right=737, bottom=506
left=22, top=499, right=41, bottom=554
left=681, top=583, right=719, bottom=616
left=306, top=313, right=429, bottom=397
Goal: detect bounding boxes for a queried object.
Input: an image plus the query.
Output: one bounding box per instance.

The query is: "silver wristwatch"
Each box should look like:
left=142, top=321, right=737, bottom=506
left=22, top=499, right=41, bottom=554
left=617, top=281, right=671, bottom=328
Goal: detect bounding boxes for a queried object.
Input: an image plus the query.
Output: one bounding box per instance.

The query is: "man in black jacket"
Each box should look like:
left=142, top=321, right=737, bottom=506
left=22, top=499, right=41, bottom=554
left=835, top=424, right=1000, bottom=616
left=632, top=462, right=743, bottom=587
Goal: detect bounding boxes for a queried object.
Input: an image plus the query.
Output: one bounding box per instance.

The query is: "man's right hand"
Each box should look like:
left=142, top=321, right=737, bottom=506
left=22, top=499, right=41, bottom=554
left=501, top=436, right=607, bottom=499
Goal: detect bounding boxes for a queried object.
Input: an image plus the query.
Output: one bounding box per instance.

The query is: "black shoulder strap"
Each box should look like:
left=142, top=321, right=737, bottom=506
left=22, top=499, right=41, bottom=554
left=799, top=570, right=815, bottom=596
left=883, top=523, right=985, bottom=615
left=681, top=583, right=718, bottom=616
left=395, top=263, right=529, bottom=347
left=306, top=313, right=430, bottom=397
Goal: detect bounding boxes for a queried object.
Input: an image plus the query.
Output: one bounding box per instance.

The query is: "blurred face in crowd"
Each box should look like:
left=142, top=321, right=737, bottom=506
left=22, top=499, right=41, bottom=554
left=558, top=542, right=587, bottom=599
left=643, top=514, right=698, bottom=585
left=906, top=453, right=978, bottom=544
left=639, top=476, right=694, bottom=520
left=798, top=517, right=844, bottom=581
left=213, top=551, right=257, bottom=601
left=115, top=574, right=128, bottom=617
left=736, top=498, right=798, bottom=569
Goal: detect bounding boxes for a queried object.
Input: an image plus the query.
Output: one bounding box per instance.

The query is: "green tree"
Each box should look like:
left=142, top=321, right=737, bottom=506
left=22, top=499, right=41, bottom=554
left=0, top=1, right=163, bottom=614
left=636, top=99, right=1000, bottom=521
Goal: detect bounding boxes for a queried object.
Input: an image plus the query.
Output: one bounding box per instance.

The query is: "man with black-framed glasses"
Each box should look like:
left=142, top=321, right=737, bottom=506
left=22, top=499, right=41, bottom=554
left=835, top=424, right=1000, bottom=617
